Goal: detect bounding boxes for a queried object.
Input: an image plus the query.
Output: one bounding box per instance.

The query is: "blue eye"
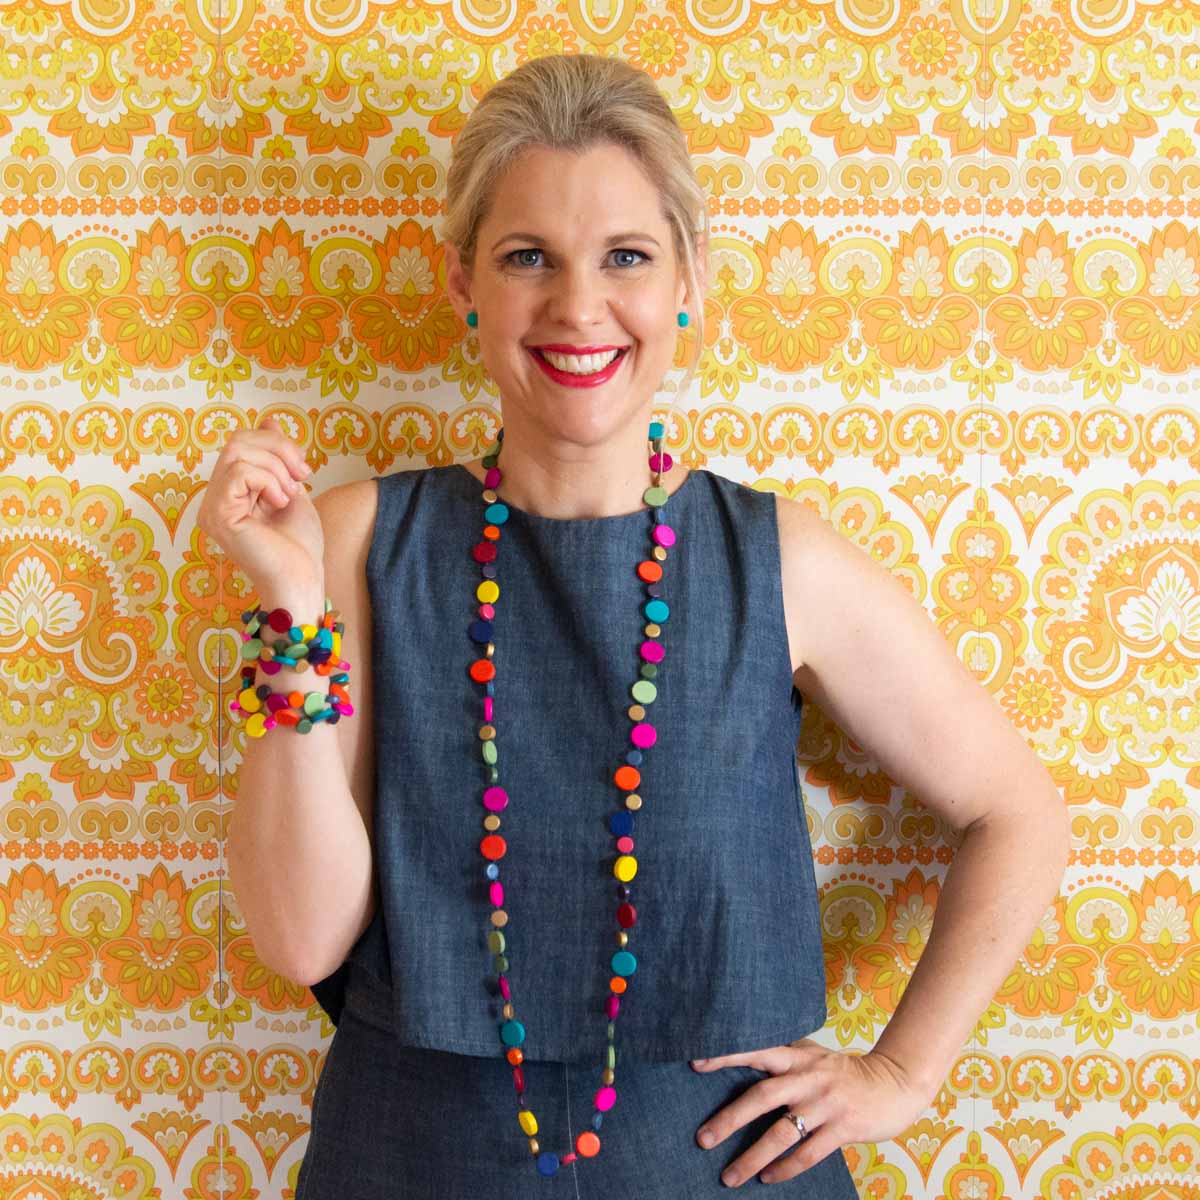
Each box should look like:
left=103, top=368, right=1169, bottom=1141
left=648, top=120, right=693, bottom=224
left=505, top=248, right=649, bottom=269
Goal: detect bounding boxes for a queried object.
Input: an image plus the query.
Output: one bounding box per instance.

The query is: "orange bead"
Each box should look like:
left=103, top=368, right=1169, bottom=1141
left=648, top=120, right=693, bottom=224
left=484, top=525, right=501, bottom=541
left=610, top=976, right=627, bottom=993
left=287, top=691, right=304, bottom=708
left=480, top=834, right=507, bottom=860
left=275, top=709, right=301, bottom=726
left=330, top=683, right=350, bottom=703
left=470, top=659, right=497, bottom=683
left=636, top=560, right=663, bottom=583
left=614, top=765, right=641, bottom=791
left=506, top=1047, right=524, bottom=1065
left=575, top=1131, right=601, bottom=1157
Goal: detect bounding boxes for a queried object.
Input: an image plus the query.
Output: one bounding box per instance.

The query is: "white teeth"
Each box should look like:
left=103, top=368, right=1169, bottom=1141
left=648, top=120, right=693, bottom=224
left=538, top=348, right=623, bottom=374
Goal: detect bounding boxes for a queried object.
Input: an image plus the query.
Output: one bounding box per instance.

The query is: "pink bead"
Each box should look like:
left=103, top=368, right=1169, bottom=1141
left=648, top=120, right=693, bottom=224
left=267, top=693, right=289, bottom=712
left=595, top=1085, right=617, bottom=1111
left=652, top=523, right=676, bottom=547
left=485, top=467, right=502, bottom=488
left=630, top=722, right=656, bottom=748
left=338, top=701, right=354, bottom=716
left=241, top=631, right=250, bottom=641
left=480, top=603, right=495, bottom=618
left=260, top=659, right=282, bottom=675
left=561, top=1152, right=578, bottom=1164
left=605, top=995, right=620, bottom=1019
left=490, top=880, right=504, bottom=907
left=499, top=975, right=511, bottom=1000
left=649, top=452, right=673, bottom=472
left=483, top=786, right=509, bottom=811
left=616, top=836, right=634, bottom=853
left=228, top=700, right=239, bottom=713
left=639, top=640, right=665, bottom=664
left=483, top=696, right=493, bottom=721
left=265, top=717, right=277, bottom=729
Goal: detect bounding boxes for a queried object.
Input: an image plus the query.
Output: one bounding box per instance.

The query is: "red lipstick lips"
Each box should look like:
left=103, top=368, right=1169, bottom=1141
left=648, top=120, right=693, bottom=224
left=528, top=346, right=629, bottom=389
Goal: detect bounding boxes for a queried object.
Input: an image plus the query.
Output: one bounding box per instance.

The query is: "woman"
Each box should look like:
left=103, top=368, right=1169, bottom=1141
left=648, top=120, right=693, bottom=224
left=200, top=54, right=1069, bottom=1197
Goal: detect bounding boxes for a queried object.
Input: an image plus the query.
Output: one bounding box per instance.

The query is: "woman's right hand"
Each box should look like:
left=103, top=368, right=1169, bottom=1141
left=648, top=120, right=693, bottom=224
left=197, top=415, right=325, bottom=603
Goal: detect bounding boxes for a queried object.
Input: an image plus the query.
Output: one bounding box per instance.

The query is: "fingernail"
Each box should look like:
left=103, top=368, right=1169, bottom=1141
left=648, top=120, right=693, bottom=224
left=698, top=1129, right=715, bottom=1148
left=288, top=479, right=300, bottom=492
left=694, top=1058, right=707, bottom=1067
left=721, top=1170, right=738, bottom=1186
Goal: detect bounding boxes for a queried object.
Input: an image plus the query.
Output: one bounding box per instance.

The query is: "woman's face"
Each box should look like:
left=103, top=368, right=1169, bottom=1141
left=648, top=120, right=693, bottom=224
left=445, top=141, right=703, bottom=446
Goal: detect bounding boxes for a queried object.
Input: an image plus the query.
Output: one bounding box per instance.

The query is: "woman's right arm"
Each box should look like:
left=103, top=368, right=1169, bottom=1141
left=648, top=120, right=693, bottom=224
left=225, top=479, right=380, bottom=987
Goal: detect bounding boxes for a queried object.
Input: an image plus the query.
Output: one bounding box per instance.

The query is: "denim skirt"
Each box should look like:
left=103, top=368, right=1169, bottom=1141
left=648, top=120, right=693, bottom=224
left=295, top=965, right=859, bottom=1198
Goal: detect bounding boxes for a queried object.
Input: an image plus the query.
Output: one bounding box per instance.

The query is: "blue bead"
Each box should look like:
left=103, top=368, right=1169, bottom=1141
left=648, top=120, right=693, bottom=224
left=536, top=1151, right=560, bottom=1176
left=610, top=811, right=635, bottom=837
left=593, top=1112, right=604, bottom=1130
left=485, top=682, right=495, bottom=696
left=644, top=598, right=669, bottom=623
left=648, top=421, right=664, bottom=439
left=469, top=619, right=493, bottom=644
left=481, top=564, right=497, bottom=578
left=653, top=507, right=665, bottom=520
left=486, top=862, right=499, bottom=879
left=626, top=750, right=642, bottom=765
left=484, top=502, right=509, bottom=525
left=646, top=583, right=663, bottom=598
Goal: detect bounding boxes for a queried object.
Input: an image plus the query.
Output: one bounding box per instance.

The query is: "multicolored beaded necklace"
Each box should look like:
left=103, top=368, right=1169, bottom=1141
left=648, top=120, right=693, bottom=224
left=465, top=420, right=678, bottom=1178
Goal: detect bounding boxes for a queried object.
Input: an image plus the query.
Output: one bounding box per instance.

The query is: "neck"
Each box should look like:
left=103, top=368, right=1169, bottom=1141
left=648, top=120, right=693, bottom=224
left=484, top=429, right=683, bottom=520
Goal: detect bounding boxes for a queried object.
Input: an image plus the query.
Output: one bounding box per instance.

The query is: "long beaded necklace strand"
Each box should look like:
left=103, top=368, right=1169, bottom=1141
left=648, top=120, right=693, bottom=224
left=466, top=420, right=678, bottom=1178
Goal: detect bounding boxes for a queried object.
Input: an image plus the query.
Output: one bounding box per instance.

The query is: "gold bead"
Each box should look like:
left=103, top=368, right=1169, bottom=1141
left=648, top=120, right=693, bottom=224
left=485, top=642, right=495, bottom=658
left=483, top=488, right=497, bottom=502
left=601, top=1068, right=614, bottom=1085
left=479, top=724, right=496, bottom=740
left=261, top=645, right=275, bottom=660
left=491, top=909, right=508, bottom=927
left=503, top=1002, right=515, bottom=1019
left=483, top=814, right=501, bottom=831
left=628, top=704, right=645, bottom=721
left=644, top=623, right=660, bottom=637
left=626, top=794, right=642, bottom=810
left=528, top=1137, right=539, bottom=1154
left=652, top=546, right=667, bottom=561
left=616, top=931, right=628, bottom=947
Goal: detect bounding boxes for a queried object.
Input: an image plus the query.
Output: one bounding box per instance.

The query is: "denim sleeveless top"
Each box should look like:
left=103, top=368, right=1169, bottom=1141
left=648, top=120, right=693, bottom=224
left=308, top=463, right=828, bottom=1064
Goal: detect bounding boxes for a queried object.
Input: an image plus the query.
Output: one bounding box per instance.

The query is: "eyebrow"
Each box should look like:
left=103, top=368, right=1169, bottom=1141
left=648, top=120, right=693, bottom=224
left=491, top=231, right=662, bottom=252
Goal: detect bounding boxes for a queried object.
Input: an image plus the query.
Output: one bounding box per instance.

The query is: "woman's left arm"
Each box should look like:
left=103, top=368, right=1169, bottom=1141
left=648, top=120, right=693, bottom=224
left=781, top=497, right=1071, bottom=1098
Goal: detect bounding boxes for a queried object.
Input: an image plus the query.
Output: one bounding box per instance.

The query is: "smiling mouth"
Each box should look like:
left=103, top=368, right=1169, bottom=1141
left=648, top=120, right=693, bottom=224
left=528, top=346, right=631, bottom=380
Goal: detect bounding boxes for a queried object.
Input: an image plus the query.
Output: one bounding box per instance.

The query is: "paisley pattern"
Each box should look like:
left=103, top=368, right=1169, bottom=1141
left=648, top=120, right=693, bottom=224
left=2, top=1, right=1199, bottom=1197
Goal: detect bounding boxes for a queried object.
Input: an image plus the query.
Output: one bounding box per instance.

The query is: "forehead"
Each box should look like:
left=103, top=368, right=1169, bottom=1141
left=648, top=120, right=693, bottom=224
left=484, top=142, right=666, bottom=235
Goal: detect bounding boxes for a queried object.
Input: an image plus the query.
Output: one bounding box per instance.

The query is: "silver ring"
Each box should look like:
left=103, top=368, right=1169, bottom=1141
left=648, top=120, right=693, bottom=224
left=785, top=1111, right=808, bottom=1139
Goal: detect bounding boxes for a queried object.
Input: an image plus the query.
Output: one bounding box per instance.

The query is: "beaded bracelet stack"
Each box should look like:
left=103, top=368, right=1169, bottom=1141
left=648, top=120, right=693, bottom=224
left=228, top=597, right=355, bottom=737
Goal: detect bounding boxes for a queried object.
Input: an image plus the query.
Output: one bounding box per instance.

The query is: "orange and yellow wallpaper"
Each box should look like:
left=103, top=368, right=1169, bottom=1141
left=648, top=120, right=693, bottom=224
left=3, top=1, right=1198, bottom=1197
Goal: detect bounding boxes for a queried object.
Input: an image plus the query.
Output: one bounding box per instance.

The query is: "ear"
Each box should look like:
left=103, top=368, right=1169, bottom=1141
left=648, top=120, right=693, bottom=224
left=444, top=242, right=474, bottom=323
left=678, top=233, right=709, bottom=311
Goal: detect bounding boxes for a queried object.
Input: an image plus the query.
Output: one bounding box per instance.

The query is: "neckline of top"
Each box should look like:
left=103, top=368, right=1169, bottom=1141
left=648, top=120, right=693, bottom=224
left=450, top=462, right=700, bottom=526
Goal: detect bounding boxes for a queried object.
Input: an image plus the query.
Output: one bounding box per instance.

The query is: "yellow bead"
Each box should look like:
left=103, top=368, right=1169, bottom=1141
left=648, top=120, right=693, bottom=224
left=300, top=623, right=318, bottom=639
left=519, top=1110, right=538, bottom=1135
left=644, top=623, right=660, bottom=637
left=614, top=854, right=638, bottom=882
left=626, top=795, right=642, bottom=810
left=477, top=580, right=500, bottom=604
left=245, top=712, right=268, bottom=738
left=238, top=687, right=262, bottom=713
left=652, top=546, right=667, bottom=561
left=616, top=931, right=628, bottom=947
left=332, top=631, right=341, bottom=657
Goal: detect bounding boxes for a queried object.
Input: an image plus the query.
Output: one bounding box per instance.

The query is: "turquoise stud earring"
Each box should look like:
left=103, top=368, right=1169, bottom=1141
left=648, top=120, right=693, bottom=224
left=467, top=310, right=478, bottom=327
left=677, top=311, right=688, bottom=328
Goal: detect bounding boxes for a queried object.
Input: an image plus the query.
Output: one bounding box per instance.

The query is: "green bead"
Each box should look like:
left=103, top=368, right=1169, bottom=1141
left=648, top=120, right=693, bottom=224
left=643, top=485, right=668, bottom=507
left=482, top=741, right=497, bottom=764
left=631, top=680, right=657, bottom=704
left=488, top=767, right=500, bottom=782
left=303, top=692, right=326, bottom=715
left=482, top=454, right=497, bottom=468
left=488, top=930, right=506, bottom=954
left=240, top=639, right=263, bottom=659
left=296, top=718, right=313, bottom=734
left=606, top=1044, right=616, bottom=1069
left=285, top=642, right=309, bottom=658
left=640, top=663, right=658, bottom=678
left=493, top=954, right=509, bottom=972
left=607, top=1021, right=615, bottom=1039
left=648, top=421, right=664, bottom=439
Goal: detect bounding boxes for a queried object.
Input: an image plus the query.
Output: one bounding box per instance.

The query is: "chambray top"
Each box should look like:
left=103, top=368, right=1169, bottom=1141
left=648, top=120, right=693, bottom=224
left=308, top=463, right=828, bottom=1064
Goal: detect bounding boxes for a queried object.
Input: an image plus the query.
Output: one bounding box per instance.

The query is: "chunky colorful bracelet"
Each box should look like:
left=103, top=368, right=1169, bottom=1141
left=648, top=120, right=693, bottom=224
left=229, top=598, right=355, bottom=737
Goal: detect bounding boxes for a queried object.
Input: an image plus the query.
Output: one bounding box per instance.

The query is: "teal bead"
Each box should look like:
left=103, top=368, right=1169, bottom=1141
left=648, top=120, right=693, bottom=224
left=677, top=311, right=689, bottom=327
left=274, top=655, right=298, bottom=666
left=482, top=741, right=497, bottom=764
left=611, top=949, right=637, bottom=976
left=500, top=1019, right=526, bottom=1046
left=467, top=310, right=478, bottom=327
left=484, top=502, right=509, bottom=525
left=317, top=628, right=333, bottom=648
left=289, top=626, right=303, bottom=641
left=644, top=599, right=669, bottom=623
left=648, top=420, right=664, bottom=439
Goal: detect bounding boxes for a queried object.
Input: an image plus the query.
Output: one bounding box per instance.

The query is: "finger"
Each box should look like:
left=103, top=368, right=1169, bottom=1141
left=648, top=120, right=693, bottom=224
left=720, top=1109, right=833, bottom=1189
left=697, top=1071, right=795, bottom=1149
left=231, top=462, right=296, bottom=512
left=251, top=416, right=311, bottom=479
left=758, top=1122, right=845, bottom=1185
left=225, top=443, right=306, bottom=500
left=692, top=1045, right=794, bottom=1075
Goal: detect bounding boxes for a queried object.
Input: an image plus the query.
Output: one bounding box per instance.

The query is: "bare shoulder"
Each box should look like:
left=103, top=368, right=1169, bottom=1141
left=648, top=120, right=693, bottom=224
left=310, top=477, right=380, bottom=865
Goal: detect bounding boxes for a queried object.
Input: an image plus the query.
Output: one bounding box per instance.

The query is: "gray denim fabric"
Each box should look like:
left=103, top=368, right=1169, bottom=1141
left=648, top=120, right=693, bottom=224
left=296, top=963, right=858, bottom=1197
left=309, top=462, right=828, bottom=1063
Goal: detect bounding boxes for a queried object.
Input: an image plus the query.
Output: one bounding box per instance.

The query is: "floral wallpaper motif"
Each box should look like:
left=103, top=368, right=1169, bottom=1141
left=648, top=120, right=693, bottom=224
left=2, top=0, right=1198, bottom=1197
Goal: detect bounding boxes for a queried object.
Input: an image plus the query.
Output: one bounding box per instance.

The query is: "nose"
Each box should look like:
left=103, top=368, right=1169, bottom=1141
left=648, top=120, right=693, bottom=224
left=544, top=263, right=613, bottom=328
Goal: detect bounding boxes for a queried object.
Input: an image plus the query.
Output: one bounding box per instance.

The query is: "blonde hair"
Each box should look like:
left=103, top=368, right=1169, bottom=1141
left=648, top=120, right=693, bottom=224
left=444, top=52, right=709, bottom=402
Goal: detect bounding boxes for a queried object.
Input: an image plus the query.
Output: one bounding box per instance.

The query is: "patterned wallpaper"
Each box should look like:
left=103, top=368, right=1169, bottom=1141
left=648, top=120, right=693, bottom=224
left=3, top=1, right=1198, bottom=1197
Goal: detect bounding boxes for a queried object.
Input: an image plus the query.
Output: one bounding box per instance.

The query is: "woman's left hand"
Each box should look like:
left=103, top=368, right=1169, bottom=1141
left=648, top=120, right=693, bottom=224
left=690, top=1041, right=932, bottom=1187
